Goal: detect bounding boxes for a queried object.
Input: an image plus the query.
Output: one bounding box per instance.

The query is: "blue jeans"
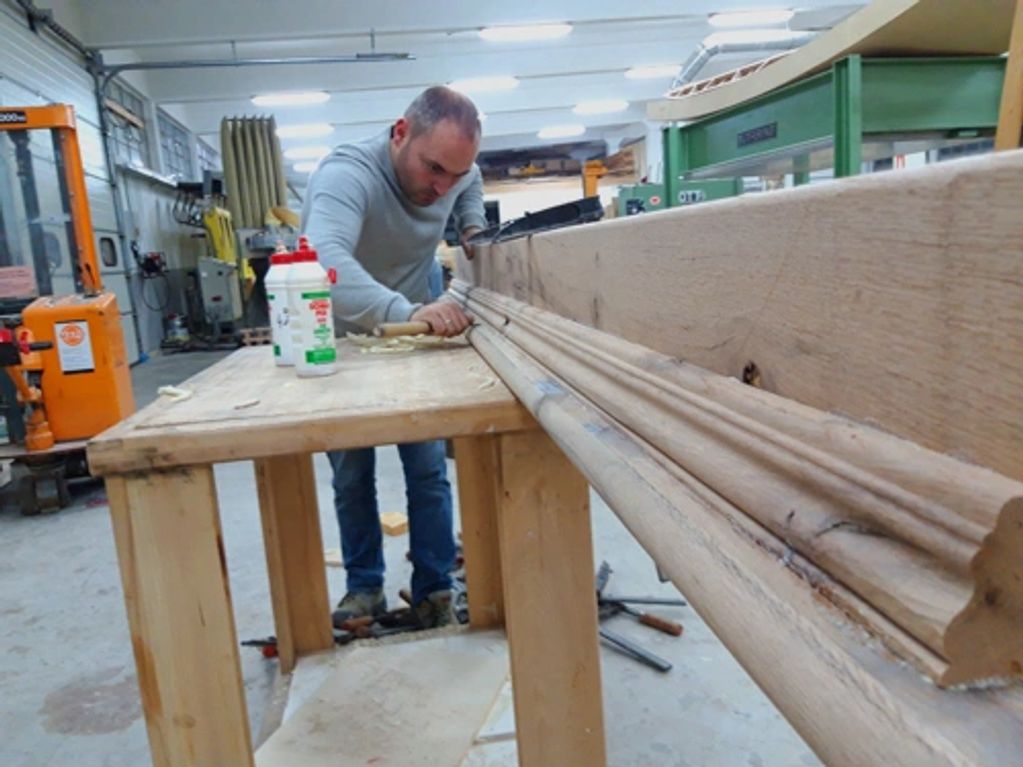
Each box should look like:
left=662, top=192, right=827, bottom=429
left=327, top=440, right=455, bottom=604
left=428, top=258, right=443, bottom=299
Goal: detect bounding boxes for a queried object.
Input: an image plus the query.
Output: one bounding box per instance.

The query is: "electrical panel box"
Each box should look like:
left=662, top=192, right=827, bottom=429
left=198, top=256, right=243, bottom=325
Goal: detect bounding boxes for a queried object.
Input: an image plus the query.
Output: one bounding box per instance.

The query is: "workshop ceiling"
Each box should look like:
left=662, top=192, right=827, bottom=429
left=61, top=1, right=865, bottom=171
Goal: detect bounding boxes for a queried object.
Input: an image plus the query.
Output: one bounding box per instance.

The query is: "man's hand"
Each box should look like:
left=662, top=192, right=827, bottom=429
left=460, top=226, right=483, bottom=261
left=411, top=299, right=472, bottom=337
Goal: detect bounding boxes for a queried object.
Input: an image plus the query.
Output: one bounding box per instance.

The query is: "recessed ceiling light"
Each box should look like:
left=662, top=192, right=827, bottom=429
left=449, top=76, right=520, bottom=93
left=573, top=99, right=629, bottom=116
left=624, top=64, right=680, bottom=80
left=479, top=23, right=572, bottom=43
left=293, top=161, right=320, bottom=173
left=708, top=9, right=795, bottom=28
left=537, top=124, right=585, bottom=140
left=283, top=145, right=331, bottom=161
left=705, top=29, right=807, bottom=46
left=276, top=122, right=334, bottom=139
left=252, top=91, right=330, bottom=107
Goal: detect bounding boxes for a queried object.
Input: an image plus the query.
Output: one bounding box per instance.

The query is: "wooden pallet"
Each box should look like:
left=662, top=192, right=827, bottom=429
left=239, top=326, right=272, bottom=346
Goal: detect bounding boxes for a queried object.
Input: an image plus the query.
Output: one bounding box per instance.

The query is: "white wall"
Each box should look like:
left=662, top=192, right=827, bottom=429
left=0, top=3, right=141, bottom=359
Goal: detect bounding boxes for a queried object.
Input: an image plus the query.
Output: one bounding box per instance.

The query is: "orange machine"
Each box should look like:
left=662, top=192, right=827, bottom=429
left=0, top=104, right=134, bottom=453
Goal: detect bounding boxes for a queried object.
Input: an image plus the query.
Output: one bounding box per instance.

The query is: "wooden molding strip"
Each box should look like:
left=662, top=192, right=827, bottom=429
left=463, top=317, right=1023, bottom=767
left=454, top=282, right=1023, bottom=687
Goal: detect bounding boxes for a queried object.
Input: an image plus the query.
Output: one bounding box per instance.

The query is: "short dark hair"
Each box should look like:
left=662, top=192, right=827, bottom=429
left=404, top=86, right=481, bottom=140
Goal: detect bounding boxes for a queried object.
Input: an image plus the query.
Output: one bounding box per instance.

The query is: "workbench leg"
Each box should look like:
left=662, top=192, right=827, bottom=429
left=497, top=430, right=607, bottom=767
left=106, top=467, right=254, bottom=767
left=453, top=435, right=504, bottom=629
left=255, top=453, right=333, bottom=673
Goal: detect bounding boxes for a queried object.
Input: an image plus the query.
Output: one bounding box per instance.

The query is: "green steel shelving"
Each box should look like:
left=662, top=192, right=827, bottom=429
left=661, top=55, right=1006, bottom=207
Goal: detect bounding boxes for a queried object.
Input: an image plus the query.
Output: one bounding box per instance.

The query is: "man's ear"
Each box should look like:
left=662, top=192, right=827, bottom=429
left=392, top=117, right=411, bottom=146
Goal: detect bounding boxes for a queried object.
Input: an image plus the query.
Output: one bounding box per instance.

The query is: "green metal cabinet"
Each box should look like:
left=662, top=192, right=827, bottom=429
left=662, top=55, right=1005, bottom=207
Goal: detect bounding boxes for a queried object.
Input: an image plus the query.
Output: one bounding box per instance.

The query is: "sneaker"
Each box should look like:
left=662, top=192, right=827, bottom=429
left=332, top=589, right=387, bottom=628
left=414, top=589, right=457, bottom=629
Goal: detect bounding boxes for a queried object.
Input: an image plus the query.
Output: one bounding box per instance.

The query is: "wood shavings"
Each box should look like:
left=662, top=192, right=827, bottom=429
left=345, top=332, right=468, bottom=354
left=157, top=385, right=192, bottom=402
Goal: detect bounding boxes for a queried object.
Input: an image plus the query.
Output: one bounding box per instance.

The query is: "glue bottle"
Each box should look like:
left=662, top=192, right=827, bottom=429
left=288, top=236, right=337, bottom=377
left=265, top=244, right=295, bottom=366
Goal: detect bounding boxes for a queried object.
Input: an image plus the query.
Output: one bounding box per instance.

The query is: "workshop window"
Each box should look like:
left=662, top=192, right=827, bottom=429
left=196, top=139, right=220, bottom=173
left=105, top=79, right=151, bottom=169
left=157, top=110, right=194, bottom=179
left=99, top=237, right=118, bottom=268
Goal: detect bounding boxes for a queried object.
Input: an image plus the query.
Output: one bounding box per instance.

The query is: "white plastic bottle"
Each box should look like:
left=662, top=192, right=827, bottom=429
left=265, top=245, right=295, bottom=366
left=288, top=236, right=337, bottom=377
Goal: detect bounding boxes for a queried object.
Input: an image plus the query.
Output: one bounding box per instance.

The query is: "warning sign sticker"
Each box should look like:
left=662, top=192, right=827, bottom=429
left=56, top=320, right=95, bottom=373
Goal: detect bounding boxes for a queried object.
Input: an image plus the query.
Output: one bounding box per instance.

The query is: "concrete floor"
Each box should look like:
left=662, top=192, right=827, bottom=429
left=0, top=349, right=821, bottom=767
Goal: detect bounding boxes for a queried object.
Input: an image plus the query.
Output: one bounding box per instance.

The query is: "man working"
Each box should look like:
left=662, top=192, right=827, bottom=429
left=301, top=86, right=485, bottom=628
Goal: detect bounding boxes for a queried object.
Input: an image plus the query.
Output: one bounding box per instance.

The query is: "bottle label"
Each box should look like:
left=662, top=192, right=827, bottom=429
left=305, top=347, right=337, bottom=364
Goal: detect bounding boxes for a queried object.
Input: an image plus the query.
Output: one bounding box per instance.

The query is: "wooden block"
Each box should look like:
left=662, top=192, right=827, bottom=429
left=380, top=510, right=408, bottom=536
left=323, top=547, right=343, bottom=567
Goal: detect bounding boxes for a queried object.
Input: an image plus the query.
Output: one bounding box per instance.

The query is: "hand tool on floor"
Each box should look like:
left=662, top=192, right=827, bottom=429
left=594, top=560, right=681, bottom=672
left=597, top=596, right=687, bottom=607
left=595, top=561, right=684, bottom=635
left=600, top=600, right=684, bottom=637
left=241, top=636, right=279, bottom=658
left=599, top=626, right=673, bottom=673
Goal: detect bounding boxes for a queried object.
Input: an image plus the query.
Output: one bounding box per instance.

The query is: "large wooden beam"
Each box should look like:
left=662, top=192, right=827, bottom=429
left=465, top=320, right=1023, bottom=767
left=458, top=150, right=1023, bottom=482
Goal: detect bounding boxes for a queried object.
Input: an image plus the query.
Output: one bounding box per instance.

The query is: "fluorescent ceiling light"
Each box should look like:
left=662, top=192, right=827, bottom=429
left=705, top=29, right=806, bottom=46
left=537, top=124, right=585, bottom=140
left=252, top=91, right=330, bottom=107
left=708, top=9, right=794, bottom=28
left=284, top=145, right=330, bottom=160
left=624, top=64, right=679, bottom=80
left=479, top=23, right=572, bottom=42
left=293, top=161, right=320, bottom=173
left=276, top=122, right=334, bottom=139
left=448, top=75, right=520, bottom=93
left=573, top=99, right=629, bottom=116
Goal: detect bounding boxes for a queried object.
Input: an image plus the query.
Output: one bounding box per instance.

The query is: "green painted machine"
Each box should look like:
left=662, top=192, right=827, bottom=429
left=660, top=54, right=1006, bottom=208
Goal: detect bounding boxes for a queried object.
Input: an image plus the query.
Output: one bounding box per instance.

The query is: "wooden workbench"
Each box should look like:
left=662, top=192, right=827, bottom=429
left=87, top=341, right=608, bottom=767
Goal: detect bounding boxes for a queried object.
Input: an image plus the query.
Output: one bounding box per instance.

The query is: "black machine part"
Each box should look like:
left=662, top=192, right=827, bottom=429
left=467, top=196, right=604, bottom=245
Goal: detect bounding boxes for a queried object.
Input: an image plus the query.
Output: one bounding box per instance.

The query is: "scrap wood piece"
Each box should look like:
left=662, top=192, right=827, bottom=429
left=456, top=281, right=1023, bottom=687
left=380, top=511, right=408, bottom=536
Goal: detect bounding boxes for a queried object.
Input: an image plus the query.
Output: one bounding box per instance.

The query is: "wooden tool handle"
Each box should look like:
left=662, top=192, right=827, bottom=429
left=373, top=321, right=432, bottom=337
left=639, top=612, right=684, bottom=637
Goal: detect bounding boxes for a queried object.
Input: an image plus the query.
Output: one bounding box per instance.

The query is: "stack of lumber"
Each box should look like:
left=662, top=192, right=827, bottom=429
left=454, top=150, right=1023, bottom=766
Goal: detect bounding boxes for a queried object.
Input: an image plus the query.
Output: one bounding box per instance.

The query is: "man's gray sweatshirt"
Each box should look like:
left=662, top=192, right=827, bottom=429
left=300, top=129, right=487, bottom=333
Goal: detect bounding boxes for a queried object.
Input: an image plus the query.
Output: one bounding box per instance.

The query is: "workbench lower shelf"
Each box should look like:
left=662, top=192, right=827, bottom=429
left=256, top=630, right=516, bottom=767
